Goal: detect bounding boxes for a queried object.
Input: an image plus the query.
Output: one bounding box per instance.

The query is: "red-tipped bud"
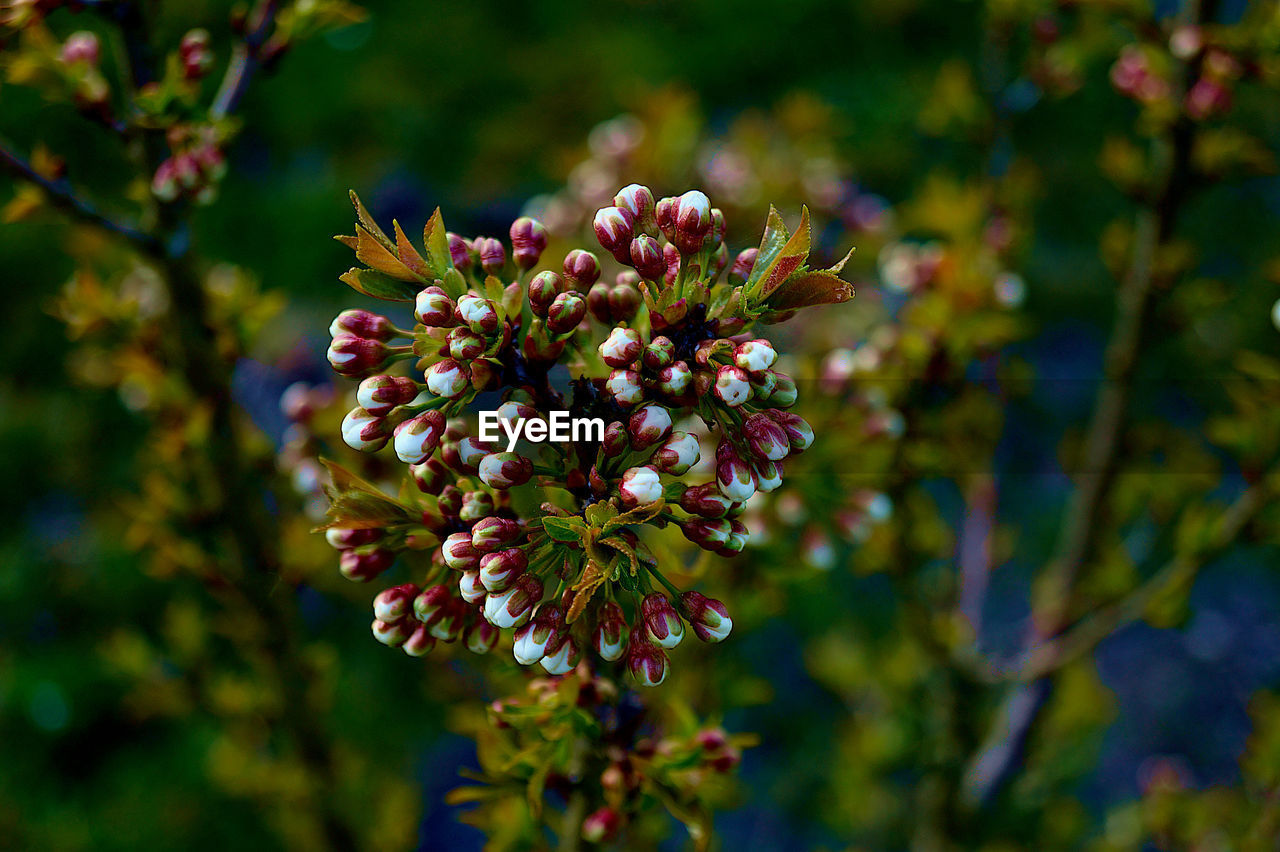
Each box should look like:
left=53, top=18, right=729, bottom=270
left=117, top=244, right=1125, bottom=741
left=357, top=374, right=417, bottom=417
left=458, top=569, right=486, bottom=604
left=478, top=452, right=533, bottom=489
left=655, top=197, right=677, bottom=241
left=483, top=573, right=542, bottom=629
left=608, top=283, right=642, bottom=323
left=402, top=623, right=438, bottom=657
left=509, top=217, right=548, bottom=270
left=716, top=451, right=757, bottom=503
left=412, top=584, right=452, bottom=625
left=459, top=489, right=495, bottom=523
left=674, top=190, right=712, bottom=254
left=643, top=336, right=675, bottom=369
left=765, top=409, right=815, bottom=452
left=393, top=410, right=446, bottom=464
left=547, top=291, right=587, bottom=335
left=464, top=620, right=500, bottom=654
left=563, top=249, right=601, bottom=289
left=442, top=532, right=480, bottom=571
left=339, top=547, right=395, bottom=581
left=540, top=635, right=581, bottom=675
left=528, top=271, right=562, bottom=316
left=587, top=282, right=612, bottom=324
left=743, top=412, right=790, bottom=461
left=605, top=369, right=644, bottom=407
left=340, top=407, right=391, bottom=452
left=710, top=208, right=726, bottom=245
left=447, top=232, right=473, bottom=270
left=479, top=547, right=528, bottom=593
left=328, top=334, right=392, bottom=378
left=374, top=583, right=420, bottom=623
left=428, top=599, right=467, bottom=641
left=456, top=294, right=500, bottom=335
left=425, top=358, right=470, bottom=399
left=470, top=516, right=522, bottom=553
left=410, top=457, right=448, bottom=495
left=593, top=601, right=628, bottom=662
left=713, top=365, right=752, bottom=407
left=663, top=242, right=681, bottom=286
left=447, top=327, right=486, bottom=361
left=629, top=234, right=665, bottom=280
left=61, top=31, right=101, bottom=66
left=681, top=517, right=732, bottom=550
left=654, top=431, right=700, bottom=475
left=628, top=404, right=673, bottom=450
left=581, top=807, right=622, bottom=844
left=754, top=459, right=783, bottom=492
left=641, top=592, right=684, bottom=649
left=325, top=527, right=383, bottom=550
left=600, top=327, right=642, bottom=368
left=513, top=603, right=564, bottom=665
left=734, top=339, right=777, bottom=373
left=614, top=183, right=655, bottom=230
left=602, top=421, right=629, bottom=457
left=415, top=286, right=456, bottom=327
left=679, top=483, right=733, bottom=519
left=475, top=237, right=507, bottom=275
left=769, top=372, right=798, bottom=408
left=372, top=618, right=414, bottom=647
left=729, top=248, right=758, bottom=285
left=626, top=637, right=669, bottom=687
left=618, top=465, right=663, bottom=508
left=331, top=308, right=397, bottom=341
left=680, top=591, right=733, bottom=643
left=656, top=361, right=693, bottom=397
left=593, top=206, right=635, bottom=262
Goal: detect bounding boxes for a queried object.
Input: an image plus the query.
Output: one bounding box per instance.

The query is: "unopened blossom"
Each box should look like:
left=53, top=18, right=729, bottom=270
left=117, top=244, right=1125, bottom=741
left=593, top=205, right=635, bottom=262
left=508, top=216, right=548, bottom=270
left=479, top=547, right=528, bottom=593
left=714, top=365, right=752, bottom=407
left=743, top=412, right=790, bottom=461
left=527, top=271, right=561, bottom=316
left=483, top=574, right=542, bottom=629
left=331, top=308, right=397, bottom=341
left=594, top=601, right=628, bottom=662
left=614, top=183, right=655, bottom=229
left=513, top=604, right=563, bottom=665
left=374, top=583, right=419, bottom=623
left=339, top=548, right=394, bottom=581
left=600, top=327, right=643, bottom=368
left=425, top=358, right=469, bottom=398
left=674, top=190, right=712, bottom=253
left=478, top=451, right=533, bottom=489
left=412, top=584, right=452, bottom=625
left=630, top=234, right=665, bottom=280
left=341, top=406, right=390, bottom=452
left=471, top=516, right=522, bottom=552
left=540, top=636, right=581, bottom=675
left=372, top=618, right=413, bottom=647
left=464, top=620, right=499, bottom=654
left=680, top=483, right=733, bottom=519
left=457, top=295, right=500, bottom=335
left=563, top=248, right=601, bottom=288
left=357, top=374, right=417, bottom=416
left=680, top=591, right=733, bottom=642
left=627, top=637, right=669, bottom=687
left=61, top=31, right=101, bottom=66
left=547, top=291, right=587, bottom=334
left=581, top=807, right=622, bottom=844
left=605, top=369, right=644, bottom=406
left=393, top=411, right=446, bottom=463
left=656, top=361, right=693, bottom=396
left=681, top=517, right=732, bottom=550
left=325, top=527, right=382, bottom=549
left=729, top=247, right=757, bottom=284
left=654, top=431, right=700, bottom=475
left=754, top=459, right=783, bottom=492
left=442, top=532, right=480, bottom=571
left=641, top=593, right=685, bottom=649
left=402, top=624, right=437, bottom=657
left=619, top=466, right=663, bottom=507
left=328, top=334, right=393, bottom=378
left=458, top=570, right=486, bottom=604
left=629, top=404, right=673, bottom=450
left=734, top=339, right=777, bottom=373
left=716, top=448, right=757, bottom=503
left=766, top=409, right=814, bottom=451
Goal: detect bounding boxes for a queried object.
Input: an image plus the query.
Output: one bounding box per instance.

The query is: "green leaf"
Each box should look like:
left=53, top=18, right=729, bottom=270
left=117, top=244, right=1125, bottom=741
left=348, top=190, right=394, bottom=251
left=764, top=269, right=854, bottom=311
left=583, top=502, right=619, bottom=529
left=541, top=515, right=586, bottom=543
left=745, top=205, right=812, bottom=303
left=422, top=207, right=453, bottom=278
left=338, top=267, right=420, bottom=302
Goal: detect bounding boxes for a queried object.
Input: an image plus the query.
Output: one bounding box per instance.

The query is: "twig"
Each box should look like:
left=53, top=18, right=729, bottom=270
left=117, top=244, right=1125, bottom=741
left=211, top=0, right=281, bottom=119
left=0, top=141, right=161, bottom=252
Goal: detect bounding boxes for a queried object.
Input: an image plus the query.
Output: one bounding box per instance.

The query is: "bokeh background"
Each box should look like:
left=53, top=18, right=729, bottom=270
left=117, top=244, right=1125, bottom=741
left=3, top=0, right=1280, bottom=849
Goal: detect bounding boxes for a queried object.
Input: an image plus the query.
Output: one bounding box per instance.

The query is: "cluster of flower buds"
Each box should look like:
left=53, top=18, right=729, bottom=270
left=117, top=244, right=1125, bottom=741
left=55, top=30, right=111, bottom=115
left=1111, top=35, right=1246, bottom=121
left=319, top=182, right=849, bottom=685
left=179, top=29, right=214, bottom=80
left=151, top=142, right=227, bottom=205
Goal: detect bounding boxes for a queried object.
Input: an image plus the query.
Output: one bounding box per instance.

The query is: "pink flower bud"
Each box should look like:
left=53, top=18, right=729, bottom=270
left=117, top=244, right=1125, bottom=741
left=479, top=547, right=528, bottom=593
left=600, top=327, right=642, bottom=368
left=459, top=569, right=486, bottom=604
left=656, top=361, right=693, bottom=397
left=716, top=451, right=757, bottom=503
left=513, top=604, right=563, bottom=665
left=475, top=237, right=507, bottom=275
left=663, top=242, right=681, bottom=286
left=393, top=410, right=446, bottom=463
left=609, top=282, right=642, bottom=323
left=415, top=286, right=456, bottom=327
left=410, top=457, right=448, bottom=495
left=509, top=217, right=548, bottom=270
left=540, top=635, right=581, bottom=675
left=442, top=532, right=480, bottom=571
left=653, top=431, right=700, bottom=475
left=339, top=548, right=395, bottom=581
left=750, top=369, right=778, bottom=400
left=713, top=365, right=752, bottom=407
left=614, top=183, right=655, bottom=229
left=331, top=308, right=397, bottom=341
left=680, top=591, right=732, bottom=643
left=413, top=584, right=452, bottom=625
left=546, top=291, right=587, bottom=334
left=563, top=249, right=601, bottom=289
left=629, top=235, right=664, bottom=280
left=470, top=516, right=522, bottom=552
left=765, top=409, right=814, bottom=452
left=729, top=248, right=758, bottom=285
left=457, top=295, right=500, bottom=335
left=447, top=232, right=473, bottom=270
left=428, top=599, right=467, bottom=641
left=601, top=421, right=629, bottom=457
left=642, top=336, right=675, bottom=370
left=710, top=208, right=726, bottom=245
left=178, top=29, right=213, bottom=79
left=628, top=404, right=673, bottom=450
left=743, top=413, right=790, bottom=461
left=679, top=483, right=733, bottom=519
left=483, top=573, right=542, bottom=629
left=402, top=624, right=437, bottom=657
left=328, top=334, right=391, bottom=378
left=425, top=358, right=470, bottom=399
left=754, top=459, right=783, bottom=492
left=619, top=465, right=663, bottom=507
left=769, top=373, right=798, bottom=408
left=674, top=190, right=712, bottom=254
left=626, top=637, right=668, bottom=687
left=61, top=31, right=100, bottom=66
left=341, top=406, right=390, bottom=452
left=681, top=517, right=732, bottom=549
left=437, top=485, right=463, bottom=516
left=464, top=620, right=499, bottom=654
left=593, top=601, right=628, bottom=662
left=528, top=271, right=562, bottom=316
left=459, top=489, right=495, bottom=523
left=606, top=369, right=644, bottom=407
left=325, top=527, right=383, bottom=550
left=478, top=452, right=533, bottom=489
left=446, top=327, right=485, bottom=361
left=641, top=593, right=684, bottom=649
left=593, top=206, right=636, bottom=262
left=372, top=618, right=414, bottom=647
left=357, top=374, right=417, bottom=417
left=655, top=197, right=677, bottom=241
left=734, top=339, right=777, bottom=373
left=581, top=807, right=622, bottom=844
left=374, top=583, right=420, bottom=623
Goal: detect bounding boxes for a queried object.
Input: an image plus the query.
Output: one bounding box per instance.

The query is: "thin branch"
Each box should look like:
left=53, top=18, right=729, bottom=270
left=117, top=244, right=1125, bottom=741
left=0, top=141, right=161, bottom=252
left=210, top=0, right=281, bottom=119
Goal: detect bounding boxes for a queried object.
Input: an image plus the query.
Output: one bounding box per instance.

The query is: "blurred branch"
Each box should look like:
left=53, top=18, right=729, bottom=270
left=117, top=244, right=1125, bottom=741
left=0, top=141, right=160, bottom=252
left=211, top=0, right=281, bottom=119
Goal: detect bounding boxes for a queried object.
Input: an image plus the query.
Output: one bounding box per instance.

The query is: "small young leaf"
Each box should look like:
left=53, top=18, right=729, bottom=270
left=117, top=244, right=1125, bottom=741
left=764, top=269, right=854, bottom=310
left=355, top=225, right=419, bottom=281
left=542, top=515, right=586, bottom=543
left=422, top=207, right=453, bottom=278
left=349, top=190, right=394, bottom=251
left=339, top=268, right=420, bottom=302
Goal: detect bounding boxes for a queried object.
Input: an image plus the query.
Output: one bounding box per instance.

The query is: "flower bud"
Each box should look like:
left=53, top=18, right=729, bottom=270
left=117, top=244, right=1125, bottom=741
left=478, top=452, right=533, bottom=489
left=357, top=374, right=417, bottom=417
left=475, top=237, right=506, bottom=275
left=653, top=431, right=700, bottom=475
left=754, top=459, right=783, bottom=492
left=629, top=235, right=664, bottom=280
left=483, top=573, right=542, bottom=629
left=328, top=334, right=391, bottom=378
left=655, top=197, right=677, bottom=241
left=470, top=516, right=522, bottom=553
left=437, top=484, right=463, bottom=516
left=593, top=206, right=635, bottom=262
left=425, top=358, right=470, bottom=399
left=600, top=327, right=642, bottom=368
left=619, top=466, right=663, bottom=508
left=339, top=547, right=395, bottom=581
left=679, top=483, right=733, bottom=518
left=563, top=249, right=601, bottom=289
left=411, top=288, right=453, bottom=329
left=413, top=584, right=452, bottom=625
left=680, top=591, right=732, bottom=643
left=626, top=637, right=668, bottom=687
left=581, top=807, right=622, bottom=844
left=393, top=410, right=446, bottom=463
left=601, top=421, right=629, bottom=458
left=459, top=569, right=486, bottom=604
left=479, top=547, right=528, bottom=593
left=442, top=532, right=480, bottom=572
left=641, top=593, right=684, bottom=649
left=428, top=599, right=467, bottom=642
left=372, top=618, right=414, bottom=647
left=587, top=282, right=612, bottom=324
left=765, top=409, right=814, bottom=452
left=410, top=457, right=448, bottom=495
left=726, top=248, right=758, bottom=286
left=681, top=517, right=732, bottom=549
left=594, top=601, right=628, bottom=662
left=341, top=406, right=390, bottom=452
left=464, top=620, right=499, bottom=654
left=546, top=291, right=587, bottom=335
left=325, top=527, right=382, bottom=550
left=513, top=604, right=563, bottom=665
left=642, top=336, right=675, bottom=370
left=713, top=365, right=752, bottom=407
left=750, top=369, right=778, bottom=400
left=402, top=624, right=437, bottom=657
left=509, top=217, right=548, bottom=270
left=446, top=232, right=473, bottom=270
left=743, top=412, right=790, bottom=461
left=655, top=361, right=693, bottom=397
left=614, top=183, right=655, bottom=230
left=446, top=327, right=486, bottom=361
left=716, top=450, right=757, bottom=503
left=374, top=583, right=420, bottom=623
left=528, top=271, right=562, bottom=316
left=769, top=372, right=798, bottom=408
left=721, top=519, right=750, bottom=554
left=734, top=339, right=777, bottom=373
left=608, top=283, right=642, bottom=323
left=61, top=31, right=101, bottom=66
left=459, top=489, right=495, bottom=523
left=457, top=295, right=500, bottom=335
left=540, top=635, right=581, bottom=675
left=674, top=190, right=712, bottom=254
left=606, top=369, right=644, bottom=407
left=628, top=404, right=673, bottom=450
left=178, top=29, right=213, bottom=79
left=331, top=308, right=397, bottom=341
